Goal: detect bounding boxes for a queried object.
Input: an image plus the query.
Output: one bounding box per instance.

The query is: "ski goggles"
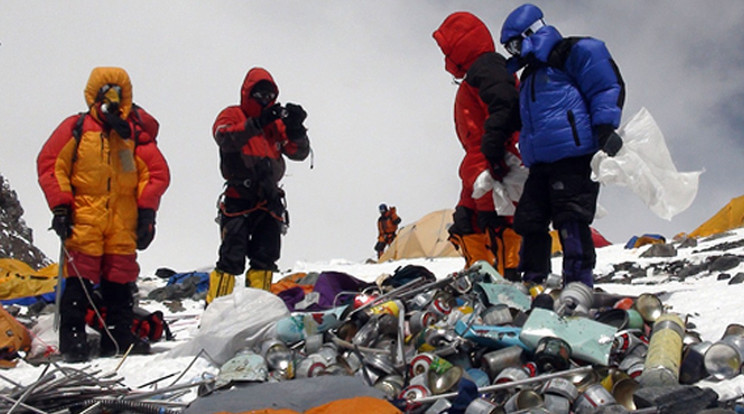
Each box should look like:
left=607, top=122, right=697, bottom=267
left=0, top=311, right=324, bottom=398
left=251, top=90, right=277, bottom=103
left=505, top=18, right=546, bottom=57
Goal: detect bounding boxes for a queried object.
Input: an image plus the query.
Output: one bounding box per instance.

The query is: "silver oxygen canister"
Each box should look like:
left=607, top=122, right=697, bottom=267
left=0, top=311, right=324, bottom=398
left=480, top=345, right=524, bottom=380
left=704, top=334, right=744, bottom=379
left=638, top=312, right=685, bottom=387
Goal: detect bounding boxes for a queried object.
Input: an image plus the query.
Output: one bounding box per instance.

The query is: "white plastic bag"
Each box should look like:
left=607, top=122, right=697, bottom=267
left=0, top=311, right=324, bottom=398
left=166, top=287, right=289, bottom=365
left=472, top=153, right=528, bottom=215
left=591, top=107, right=703, bottom=220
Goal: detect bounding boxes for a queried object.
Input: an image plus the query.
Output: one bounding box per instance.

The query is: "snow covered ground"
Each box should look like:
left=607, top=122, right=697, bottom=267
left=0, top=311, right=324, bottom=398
left=6, top=228, right=744, bottom=408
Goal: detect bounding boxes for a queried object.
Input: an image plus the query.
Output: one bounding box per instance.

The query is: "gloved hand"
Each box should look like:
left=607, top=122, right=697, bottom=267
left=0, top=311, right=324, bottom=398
left=136, top=209, right=156, bottom=250
left=283, top=103, right=307, bottom=130
left=51, top=205, right=73, bottom=239
left=257, top=103, right=285, bottom=128
left=102, top=108, right=132, bottom=139
left=490, top=158, right=510, bottom=181
left=597, top=124, right=623, bottom=157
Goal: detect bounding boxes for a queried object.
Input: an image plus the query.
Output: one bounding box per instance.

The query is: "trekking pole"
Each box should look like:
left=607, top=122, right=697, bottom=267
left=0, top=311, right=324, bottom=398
left=53, top=240, right=66, bottom=332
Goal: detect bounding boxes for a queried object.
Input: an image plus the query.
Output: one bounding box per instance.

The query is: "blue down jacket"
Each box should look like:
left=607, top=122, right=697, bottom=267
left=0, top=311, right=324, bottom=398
left=509, top=25, right=624, bottom=167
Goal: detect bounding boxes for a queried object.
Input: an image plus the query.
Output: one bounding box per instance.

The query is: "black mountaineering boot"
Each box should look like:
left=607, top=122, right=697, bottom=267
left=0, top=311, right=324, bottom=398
left=59, top=277, right=92, bottom=363
left=99, top=280, right=151, bottom=357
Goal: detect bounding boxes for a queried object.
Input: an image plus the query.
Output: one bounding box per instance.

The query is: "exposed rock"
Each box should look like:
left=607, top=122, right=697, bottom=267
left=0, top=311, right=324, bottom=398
left=727, top=273, right=744, bottom=285
left=709, top=255, right=742, bottom=272
left=640, top=243, right=677, bottom=258
left=0, top=173, right=50, bottom=269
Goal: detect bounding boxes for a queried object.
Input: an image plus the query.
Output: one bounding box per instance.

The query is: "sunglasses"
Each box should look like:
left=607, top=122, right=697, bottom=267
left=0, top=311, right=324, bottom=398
left=98, top=84, right=122, bottom=100
left=251, top=90, right=277, bottom=103
left=505, top=37, right=523, bottom=57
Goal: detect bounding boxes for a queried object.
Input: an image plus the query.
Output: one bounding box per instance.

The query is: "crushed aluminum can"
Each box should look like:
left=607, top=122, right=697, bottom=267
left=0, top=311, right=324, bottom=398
left=612, top=329, right=646, bottom=357
left=261, top=339, right=292, bottom=370
left=618, top=354, right=644, bottom=379
left=542, top=393, right=571, bottom=414
left=374, top=374, right=405, bottom=399
left=428, top=364, right=463, bottom=395
left=409, top=310, right=438, bottom=336
left=340, top=350, right=362, bottom=373
left=295, top=353, right=326, bottom=378
left=425, top=398, right=453, bottom=414
left=540, top=377, right=579, bottom=401
left=410, top=352, right=435, bottom=377
left=364, top=352, right=397, bottom=375
left=493, top=365, right=529, bottom=385
left=503, top=389, right=543, bottom=413
left=398, top=384, right=430, bottom=411
left=316, top=342, right=338, bottom=365
left=410, top=290, right=436, bottom=310
left=573, top=383, right=616, bottom=414
left=464, top=397, right=501, bottom=414
left=428, top=293, right=454, bottom=318
left=522, top=361, right=539, bottom=377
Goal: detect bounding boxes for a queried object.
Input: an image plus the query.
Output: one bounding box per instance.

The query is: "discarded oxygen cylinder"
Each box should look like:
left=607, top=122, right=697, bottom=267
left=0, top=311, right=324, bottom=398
left=637, top=312, right=685, bottom=387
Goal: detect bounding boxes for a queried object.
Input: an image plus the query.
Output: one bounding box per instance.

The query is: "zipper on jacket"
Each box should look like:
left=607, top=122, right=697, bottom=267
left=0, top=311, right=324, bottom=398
left=567, top=110, right=580, bottom=146
left=530, top=74, right=536, bottom=102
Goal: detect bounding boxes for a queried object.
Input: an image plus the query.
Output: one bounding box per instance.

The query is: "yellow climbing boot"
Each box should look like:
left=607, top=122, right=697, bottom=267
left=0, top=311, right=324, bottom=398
left=246, top=268, right=273, bottom=291
left=206, top=269, right=235, bottom=305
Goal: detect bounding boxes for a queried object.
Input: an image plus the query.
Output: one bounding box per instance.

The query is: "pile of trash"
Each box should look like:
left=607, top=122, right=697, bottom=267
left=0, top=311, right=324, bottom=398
left=193, top=261, right=744, bottom=413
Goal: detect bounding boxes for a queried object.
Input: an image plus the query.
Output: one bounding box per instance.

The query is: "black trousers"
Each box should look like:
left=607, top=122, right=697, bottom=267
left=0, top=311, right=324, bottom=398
left=216, top=197, right=282, bottom=274
left=513, top=155, right=599, bottom=285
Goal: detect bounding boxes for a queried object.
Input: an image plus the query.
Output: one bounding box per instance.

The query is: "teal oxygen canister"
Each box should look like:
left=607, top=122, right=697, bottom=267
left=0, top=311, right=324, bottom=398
left=638, top=312, right=686, bottom=387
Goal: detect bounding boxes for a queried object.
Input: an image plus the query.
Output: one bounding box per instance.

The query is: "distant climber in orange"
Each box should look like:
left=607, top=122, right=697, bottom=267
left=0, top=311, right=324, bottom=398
left=375, top=204, right=401, bottom=259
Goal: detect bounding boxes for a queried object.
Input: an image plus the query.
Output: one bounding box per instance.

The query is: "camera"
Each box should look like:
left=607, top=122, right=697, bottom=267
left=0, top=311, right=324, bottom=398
left=278, top=105, right=289, bottom=119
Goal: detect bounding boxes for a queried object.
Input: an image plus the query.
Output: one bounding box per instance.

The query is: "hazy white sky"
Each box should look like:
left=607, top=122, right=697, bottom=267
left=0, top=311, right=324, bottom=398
left=1, top=1, right=743, bottom=274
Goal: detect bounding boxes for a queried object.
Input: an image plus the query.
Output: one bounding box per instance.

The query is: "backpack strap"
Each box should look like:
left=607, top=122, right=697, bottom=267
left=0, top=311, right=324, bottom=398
left=547, top=36, right=585, bottom=70
left=70, top=112, right=87, bottom=165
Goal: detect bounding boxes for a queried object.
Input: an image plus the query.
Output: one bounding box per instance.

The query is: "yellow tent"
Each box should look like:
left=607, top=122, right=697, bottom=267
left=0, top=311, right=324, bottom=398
left=688, top=195, right=744, bottom=238
left=0, top=258, right=58, bottom=301
left=378, top=209, right=461, bottom=261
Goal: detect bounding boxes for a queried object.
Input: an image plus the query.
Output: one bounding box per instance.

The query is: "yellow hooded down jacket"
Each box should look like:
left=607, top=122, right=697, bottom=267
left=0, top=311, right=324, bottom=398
left=37, top=67, right=170, bottom=256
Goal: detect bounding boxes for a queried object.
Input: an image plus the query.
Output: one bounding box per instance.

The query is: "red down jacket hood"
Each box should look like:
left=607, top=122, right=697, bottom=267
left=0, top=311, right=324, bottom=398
left=240, top=67, right=279, bottom=118
left=433, top=12, right=496, bottom=79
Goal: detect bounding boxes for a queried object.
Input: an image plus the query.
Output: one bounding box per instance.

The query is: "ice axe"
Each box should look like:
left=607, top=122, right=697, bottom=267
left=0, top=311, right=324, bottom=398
left=53, top=240, right=65, bottom=331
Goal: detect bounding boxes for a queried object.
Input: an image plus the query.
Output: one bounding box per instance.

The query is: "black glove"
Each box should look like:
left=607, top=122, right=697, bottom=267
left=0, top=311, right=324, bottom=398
left=51, top=205, right=73, bottom=239
left=257, top=103, right=286, bottom=128
left=490, top=158, right=510, bottom=181
left=283, top=103, right=307, bottom=130
left=136, top=208, right=156, bottom=250
left=103, top=109, right=132, bottom=139
left=597, top=124, right=623, bottom=157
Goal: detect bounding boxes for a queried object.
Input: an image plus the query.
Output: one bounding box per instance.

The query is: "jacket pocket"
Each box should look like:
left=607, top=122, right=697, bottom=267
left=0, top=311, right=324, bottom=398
left=567, top=110, right=580, bottom=146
